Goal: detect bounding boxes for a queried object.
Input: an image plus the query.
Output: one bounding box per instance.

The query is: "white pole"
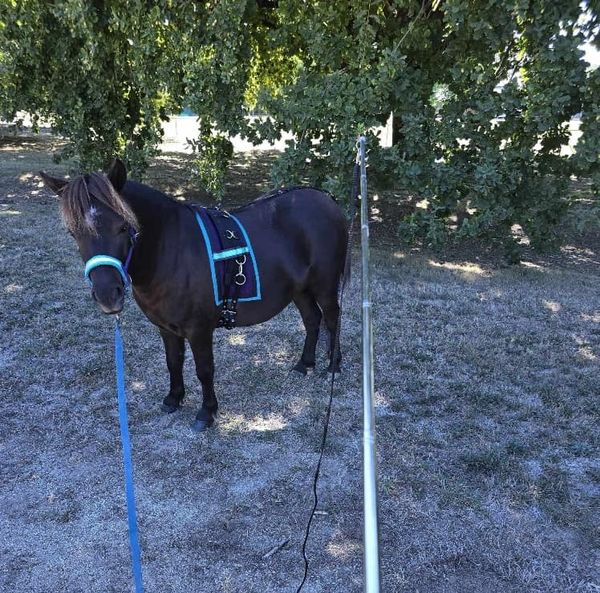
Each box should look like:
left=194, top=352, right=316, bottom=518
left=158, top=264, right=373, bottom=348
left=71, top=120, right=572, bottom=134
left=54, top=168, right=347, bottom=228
left=359, top=136, right=381, bottom=593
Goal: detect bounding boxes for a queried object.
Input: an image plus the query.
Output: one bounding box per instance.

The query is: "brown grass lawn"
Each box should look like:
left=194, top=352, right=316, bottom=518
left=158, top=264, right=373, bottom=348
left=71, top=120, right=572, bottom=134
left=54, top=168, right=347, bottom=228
left=0, top=135, right=598, bottom=593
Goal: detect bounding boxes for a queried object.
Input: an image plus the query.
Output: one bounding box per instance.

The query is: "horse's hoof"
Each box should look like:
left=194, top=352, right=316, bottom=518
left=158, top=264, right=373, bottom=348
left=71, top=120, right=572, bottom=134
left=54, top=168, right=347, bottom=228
left=321, top=364, right=341, bottom=377
left=162, top=402, right=180, bottom=414
left=192, top=417, right=214, bottom=432
left=192, top=408, right=216, bottom=432
left=162, top=394, right=183, bottom=413
left=292, top=361, right=308, bottom=375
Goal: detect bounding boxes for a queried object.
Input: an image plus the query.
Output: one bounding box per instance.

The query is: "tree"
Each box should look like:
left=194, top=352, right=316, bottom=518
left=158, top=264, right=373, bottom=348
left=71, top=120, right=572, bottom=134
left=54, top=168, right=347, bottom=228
left=0, top=0, right=190, bottom=175
left=245, top=0, right=600, bottom=253
left=1, top=0, right=598, bottom=254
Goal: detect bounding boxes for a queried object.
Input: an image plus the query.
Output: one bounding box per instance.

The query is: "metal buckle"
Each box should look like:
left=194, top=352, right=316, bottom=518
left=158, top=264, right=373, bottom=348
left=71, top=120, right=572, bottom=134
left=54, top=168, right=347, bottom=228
left=235, top=254, right=247, bottom=286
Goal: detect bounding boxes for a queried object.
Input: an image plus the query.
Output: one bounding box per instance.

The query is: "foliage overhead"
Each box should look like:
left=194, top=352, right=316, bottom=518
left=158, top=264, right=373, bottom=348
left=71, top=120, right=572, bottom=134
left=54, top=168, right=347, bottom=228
left=1, top=0, right=598, bottom=252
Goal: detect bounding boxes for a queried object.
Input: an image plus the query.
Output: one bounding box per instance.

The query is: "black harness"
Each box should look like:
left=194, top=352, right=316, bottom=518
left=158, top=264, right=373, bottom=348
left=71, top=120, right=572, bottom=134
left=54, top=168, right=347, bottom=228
left=209, top=208, right=245, bottom=329
left=190, top=205, right=249, bottom=329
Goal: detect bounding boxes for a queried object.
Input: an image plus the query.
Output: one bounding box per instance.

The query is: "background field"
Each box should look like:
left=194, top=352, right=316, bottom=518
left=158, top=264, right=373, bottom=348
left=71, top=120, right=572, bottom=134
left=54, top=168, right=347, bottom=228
left=0, top=136, right=598, bottom=592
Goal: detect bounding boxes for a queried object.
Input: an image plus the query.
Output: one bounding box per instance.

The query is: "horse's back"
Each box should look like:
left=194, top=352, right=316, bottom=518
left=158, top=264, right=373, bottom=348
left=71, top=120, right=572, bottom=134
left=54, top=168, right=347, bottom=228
left=236, top=187, right=348, bottom=295
left=237, top=186, right=346, bottom=237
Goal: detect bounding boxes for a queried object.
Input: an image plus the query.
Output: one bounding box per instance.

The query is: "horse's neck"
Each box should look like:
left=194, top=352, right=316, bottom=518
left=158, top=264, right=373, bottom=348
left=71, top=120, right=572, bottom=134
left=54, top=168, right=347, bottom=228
left=121, top=181, right=181, bottom=286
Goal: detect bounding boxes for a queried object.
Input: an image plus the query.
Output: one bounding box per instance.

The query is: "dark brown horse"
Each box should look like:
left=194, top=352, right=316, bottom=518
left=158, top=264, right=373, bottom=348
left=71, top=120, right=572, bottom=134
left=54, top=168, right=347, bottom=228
left=41, top=160, right=348, bottom=431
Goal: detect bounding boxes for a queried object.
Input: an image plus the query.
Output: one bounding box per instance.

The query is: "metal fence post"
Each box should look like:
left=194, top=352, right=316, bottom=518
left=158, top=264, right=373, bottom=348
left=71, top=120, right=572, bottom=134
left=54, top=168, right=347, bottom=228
left=359, top=135, right=381, bottom=593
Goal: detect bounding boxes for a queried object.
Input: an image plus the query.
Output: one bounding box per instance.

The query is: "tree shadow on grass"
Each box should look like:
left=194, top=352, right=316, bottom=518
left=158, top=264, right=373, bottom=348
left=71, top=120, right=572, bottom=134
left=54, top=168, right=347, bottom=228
left=5, top=133, right=600, bottom=275
left=147, top=149, right=280, bottom=206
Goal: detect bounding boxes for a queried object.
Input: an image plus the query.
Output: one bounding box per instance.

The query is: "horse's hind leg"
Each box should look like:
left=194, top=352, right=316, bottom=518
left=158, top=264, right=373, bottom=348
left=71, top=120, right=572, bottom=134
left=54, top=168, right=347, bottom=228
left=160, top=329, right=186, bottom=413
left=189, top=327, right=218, bottom=432
left=292, top=291, right=322, bottom=375
left=316, top=292, right=342, bottom=373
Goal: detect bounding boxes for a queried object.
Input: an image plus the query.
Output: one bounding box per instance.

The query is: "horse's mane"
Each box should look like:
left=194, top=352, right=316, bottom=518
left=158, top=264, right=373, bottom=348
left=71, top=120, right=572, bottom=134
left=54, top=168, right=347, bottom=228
left=59, top=172, right=139, bottom=235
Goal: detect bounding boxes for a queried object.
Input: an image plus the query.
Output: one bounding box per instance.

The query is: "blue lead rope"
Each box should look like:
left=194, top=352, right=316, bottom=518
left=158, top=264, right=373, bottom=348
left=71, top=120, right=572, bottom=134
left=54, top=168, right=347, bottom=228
left=114, top=317, right=144, bottom=593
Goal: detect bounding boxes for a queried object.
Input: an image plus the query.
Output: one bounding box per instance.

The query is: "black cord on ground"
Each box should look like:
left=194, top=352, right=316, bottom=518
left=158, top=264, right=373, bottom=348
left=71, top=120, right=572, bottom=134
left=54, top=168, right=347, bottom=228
left=295, top=163, right=360, bottom=593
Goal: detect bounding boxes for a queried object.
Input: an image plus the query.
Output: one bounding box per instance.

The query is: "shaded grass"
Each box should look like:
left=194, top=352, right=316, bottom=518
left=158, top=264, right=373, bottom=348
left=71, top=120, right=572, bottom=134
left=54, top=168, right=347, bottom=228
left=1, top=137, right=599, bottom=593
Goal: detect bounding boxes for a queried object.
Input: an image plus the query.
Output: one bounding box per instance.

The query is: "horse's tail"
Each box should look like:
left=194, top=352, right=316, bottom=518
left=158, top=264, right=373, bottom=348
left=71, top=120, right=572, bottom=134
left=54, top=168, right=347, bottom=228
left=341, top=161, right=360, bottom=290
left=341, top=233, right=352, bottom=289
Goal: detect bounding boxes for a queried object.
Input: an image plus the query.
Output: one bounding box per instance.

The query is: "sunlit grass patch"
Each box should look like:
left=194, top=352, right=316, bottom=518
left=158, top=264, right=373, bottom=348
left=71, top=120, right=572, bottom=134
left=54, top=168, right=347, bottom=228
left=427, top=259, right=489, bottom=278
left=219, top=412, right=288, bottom=434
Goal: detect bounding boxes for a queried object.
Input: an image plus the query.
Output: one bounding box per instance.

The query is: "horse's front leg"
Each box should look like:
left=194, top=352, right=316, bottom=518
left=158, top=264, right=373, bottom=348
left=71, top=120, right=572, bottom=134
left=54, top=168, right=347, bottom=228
left=189, top=326, right=218, bottom=432
left=160, top=328, right=186, bottom=413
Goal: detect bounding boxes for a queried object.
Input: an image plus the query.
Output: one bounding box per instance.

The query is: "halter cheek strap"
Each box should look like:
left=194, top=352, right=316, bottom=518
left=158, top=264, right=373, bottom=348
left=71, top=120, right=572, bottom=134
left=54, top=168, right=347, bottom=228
left=84, top=255, right=131, bottom=287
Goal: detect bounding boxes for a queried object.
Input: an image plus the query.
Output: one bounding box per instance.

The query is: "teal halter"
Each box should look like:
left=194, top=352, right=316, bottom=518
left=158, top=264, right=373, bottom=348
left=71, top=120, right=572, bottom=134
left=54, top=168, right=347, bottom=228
left=84, top=255, right=130, bottom=286
left=83, top=227, right=137, bottom=287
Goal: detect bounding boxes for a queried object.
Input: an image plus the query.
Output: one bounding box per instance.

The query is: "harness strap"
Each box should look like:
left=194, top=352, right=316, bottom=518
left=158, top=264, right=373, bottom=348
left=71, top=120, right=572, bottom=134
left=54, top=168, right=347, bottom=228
left=213, top=246, right=249, bottom=261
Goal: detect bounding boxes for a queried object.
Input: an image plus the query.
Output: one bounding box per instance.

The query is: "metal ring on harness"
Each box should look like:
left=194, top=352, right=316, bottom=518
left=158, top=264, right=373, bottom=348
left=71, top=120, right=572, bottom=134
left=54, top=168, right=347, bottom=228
left=234, top=254, right=247, bottom=286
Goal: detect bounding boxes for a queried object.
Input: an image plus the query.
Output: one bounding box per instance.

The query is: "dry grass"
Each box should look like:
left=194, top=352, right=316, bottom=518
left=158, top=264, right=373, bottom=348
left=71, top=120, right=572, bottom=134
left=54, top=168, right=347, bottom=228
left=0, top=135, right=598, bottom=592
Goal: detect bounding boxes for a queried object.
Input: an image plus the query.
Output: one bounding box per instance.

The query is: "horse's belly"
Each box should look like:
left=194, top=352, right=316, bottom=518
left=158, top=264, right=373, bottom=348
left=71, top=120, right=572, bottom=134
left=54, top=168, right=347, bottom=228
left=234, top=290, right=293, bottom=326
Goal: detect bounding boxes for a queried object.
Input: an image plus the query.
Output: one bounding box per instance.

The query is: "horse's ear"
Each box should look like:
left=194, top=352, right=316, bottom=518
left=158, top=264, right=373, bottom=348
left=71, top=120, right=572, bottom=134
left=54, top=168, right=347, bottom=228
left=106, top=158, right=127, bottom=192
left=39, top=171, right=68, bottom=195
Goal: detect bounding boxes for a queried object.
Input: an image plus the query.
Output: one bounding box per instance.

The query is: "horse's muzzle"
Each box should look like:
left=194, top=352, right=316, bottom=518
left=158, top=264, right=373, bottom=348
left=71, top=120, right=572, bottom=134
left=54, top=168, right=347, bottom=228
left=91, top=284, right=125, bottom=315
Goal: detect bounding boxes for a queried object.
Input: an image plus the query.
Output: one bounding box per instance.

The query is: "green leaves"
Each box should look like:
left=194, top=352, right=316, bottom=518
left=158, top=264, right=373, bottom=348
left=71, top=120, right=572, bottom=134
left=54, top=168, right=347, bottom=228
left=1, top=0, right=598, bottom=254
left=0, top=0, right=180, bottom=176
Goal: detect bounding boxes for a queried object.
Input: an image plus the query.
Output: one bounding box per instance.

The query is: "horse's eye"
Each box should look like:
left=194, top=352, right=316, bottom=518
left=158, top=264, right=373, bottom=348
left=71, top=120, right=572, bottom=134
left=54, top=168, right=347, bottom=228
left=119, top=223, right=129, bottom=234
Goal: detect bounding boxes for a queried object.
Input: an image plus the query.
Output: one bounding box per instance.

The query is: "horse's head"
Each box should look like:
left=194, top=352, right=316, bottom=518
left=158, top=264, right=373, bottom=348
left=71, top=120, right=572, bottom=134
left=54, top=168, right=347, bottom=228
left=40, top=159, right=138, bottom=315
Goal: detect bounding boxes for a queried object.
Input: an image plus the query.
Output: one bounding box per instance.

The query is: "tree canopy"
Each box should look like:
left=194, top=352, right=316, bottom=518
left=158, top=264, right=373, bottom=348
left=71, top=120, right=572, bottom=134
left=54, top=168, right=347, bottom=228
left=1, top=0, right=598, bottom=254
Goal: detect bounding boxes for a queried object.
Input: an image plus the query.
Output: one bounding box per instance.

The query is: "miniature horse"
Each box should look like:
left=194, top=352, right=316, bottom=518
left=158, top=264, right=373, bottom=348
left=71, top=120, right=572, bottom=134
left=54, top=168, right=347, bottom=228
left=41, top=160, right=348, bottom=431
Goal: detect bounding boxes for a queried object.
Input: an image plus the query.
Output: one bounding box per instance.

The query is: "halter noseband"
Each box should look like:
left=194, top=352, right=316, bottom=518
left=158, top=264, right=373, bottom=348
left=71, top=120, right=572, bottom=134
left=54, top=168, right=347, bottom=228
left=84, top=227, right=138, bottom=288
